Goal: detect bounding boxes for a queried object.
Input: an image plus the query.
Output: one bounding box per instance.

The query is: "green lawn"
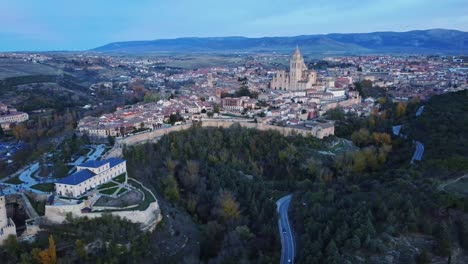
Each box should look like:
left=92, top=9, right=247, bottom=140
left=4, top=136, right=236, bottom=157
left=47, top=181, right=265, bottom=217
left=79, top=147, right=91, bottom=156
left=100, top=187, right=118, bottom=195
left=128, top=178, right=156, bottom=211
left=114, top=173, right=127, bottom=184
left=94, top=179, right=156, bottom=212
left=98, top=181, right=118, bottom=190
left=31, top=183, right=55, bottom=192
left=5, top=175, right=24, bottom=184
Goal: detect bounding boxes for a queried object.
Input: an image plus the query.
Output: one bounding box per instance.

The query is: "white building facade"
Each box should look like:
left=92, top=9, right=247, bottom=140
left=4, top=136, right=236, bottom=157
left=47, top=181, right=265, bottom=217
left=56, top=158, right=126, bottom=197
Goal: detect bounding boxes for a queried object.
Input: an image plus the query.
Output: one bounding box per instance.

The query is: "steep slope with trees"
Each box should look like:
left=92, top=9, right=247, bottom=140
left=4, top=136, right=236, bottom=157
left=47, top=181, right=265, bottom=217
left=295, top=90, right=468, bottom=263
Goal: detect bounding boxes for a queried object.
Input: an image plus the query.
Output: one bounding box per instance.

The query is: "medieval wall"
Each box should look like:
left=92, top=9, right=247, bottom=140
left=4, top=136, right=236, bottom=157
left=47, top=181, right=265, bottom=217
left=0, top=196, right=16, bottom=246
left=44, top=200, right=161, bottom=232
left=114, top=119, right=333, bottom=146
left=321, top=97, right=361, bottom=112
left=44, top=179, right=162, bottom=232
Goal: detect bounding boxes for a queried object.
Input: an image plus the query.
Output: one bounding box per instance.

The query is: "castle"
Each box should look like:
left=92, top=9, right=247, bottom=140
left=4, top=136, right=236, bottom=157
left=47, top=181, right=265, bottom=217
left=0, top=195, right=16, bottom=246
left=56, top=158, right=126, bottom=198
left=0, top=103, right=29, bottom=130
left=270, top=47, right=317, bottom=91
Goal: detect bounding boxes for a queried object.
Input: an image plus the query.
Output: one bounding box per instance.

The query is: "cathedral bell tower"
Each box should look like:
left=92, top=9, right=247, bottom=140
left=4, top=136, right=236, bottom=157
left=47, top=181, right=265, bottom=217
left=290, top=46, right=306, bottom=88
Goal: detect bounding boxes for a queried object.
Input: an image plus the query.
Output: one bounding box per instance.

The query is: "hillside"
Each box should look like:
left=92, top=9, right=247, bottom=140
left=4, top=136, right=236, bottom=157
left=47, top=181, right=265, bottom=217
left=2, top=91, right=468, bottom=263
left=406, top=90, right=468, bottom=177
left=92, top=29, right=468, bottom=54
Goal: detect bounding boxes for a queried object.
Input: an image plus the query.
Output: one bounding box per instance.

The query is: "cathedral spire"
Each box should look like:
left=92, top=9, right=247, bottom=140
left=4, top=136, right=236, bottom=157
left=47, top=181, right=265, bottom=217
left=292, top=45, right=303, bottom=61
left=294, top=45, right=300, bottom=55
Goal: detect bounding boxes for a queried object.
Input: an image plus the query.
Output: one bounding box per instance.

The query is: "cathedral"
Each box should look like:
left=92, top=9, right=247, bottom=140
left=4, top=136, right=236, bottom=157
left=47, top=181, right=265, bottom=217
left=270, top=47, right=317, bottom=91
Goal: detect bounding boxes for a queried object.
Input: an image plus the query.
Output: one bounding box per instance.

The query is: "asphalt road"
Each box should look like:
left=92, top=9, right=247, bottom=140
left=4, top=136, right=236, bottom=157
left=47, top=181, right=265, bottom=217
left=411, top=141, right=424, bottom=164
left=409, top=105, right=425, bottom=164
left=416, top=105, right=425, bottom=117
left=277, top=195, right=295, bottom=264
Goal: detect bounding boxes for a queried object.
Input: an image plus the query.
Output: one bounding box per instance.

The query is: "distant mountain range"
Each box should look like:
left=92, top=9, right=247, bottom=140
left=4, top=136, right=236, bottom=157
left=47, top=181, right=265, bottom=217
left=92, top=29, right=468, bottom=55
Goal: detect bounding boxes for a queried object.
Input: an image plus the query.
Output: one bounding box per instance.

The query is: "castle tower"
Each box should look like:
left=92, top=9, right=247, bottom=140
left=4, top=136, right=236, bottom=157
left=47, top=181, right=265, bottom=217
left=0, top=195, right=17, bottom=246
left=207, top=73, right=214, bottom=88
left=0, top=196, right=7, bottom=228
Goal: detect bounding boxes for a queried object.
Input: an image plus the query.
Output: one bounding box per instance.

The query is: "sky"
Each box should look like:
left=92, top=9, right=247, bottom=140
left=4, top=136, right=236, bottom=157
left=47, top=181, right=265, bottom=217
left=0, top=0, right=467, bottom=51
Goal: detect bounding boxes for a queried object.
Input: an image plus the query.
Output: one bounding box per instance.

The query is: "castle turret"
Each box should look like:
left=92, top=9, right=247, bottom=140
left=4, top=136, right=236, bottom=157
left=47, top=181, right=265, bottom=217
left=0, top=195, right=16, bottom=246
left=0, top=196, right=8, bottom=228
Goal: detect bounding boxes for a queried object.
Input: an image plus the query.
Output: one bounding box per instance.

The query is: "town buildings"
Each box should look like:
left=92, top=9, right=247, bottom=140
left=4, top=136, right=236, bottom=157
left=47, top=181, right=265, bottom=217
left=55, top=158, right=126, bottom=198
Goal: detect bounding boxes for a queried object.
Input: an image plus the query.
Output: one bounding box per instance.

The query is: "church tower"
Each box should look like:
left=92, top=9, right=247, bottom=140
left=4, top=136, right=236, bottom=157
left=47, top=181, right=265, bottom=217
left=270, top=46, right=316, bottom=91
left=290, top=46, right=307, bottom=88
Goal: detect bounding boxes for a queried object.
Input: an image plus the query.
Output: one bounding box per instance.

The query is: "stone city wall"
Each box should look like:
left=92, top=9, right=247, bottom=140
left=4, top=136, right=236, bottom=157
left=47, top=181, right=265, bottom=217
left=102, top=119, right=334, bottom=159
left=113, top=119, right=333, bottom=149
left=322, top=97, right=361, bottom=112
left=0, top=223, right=16, bottom=246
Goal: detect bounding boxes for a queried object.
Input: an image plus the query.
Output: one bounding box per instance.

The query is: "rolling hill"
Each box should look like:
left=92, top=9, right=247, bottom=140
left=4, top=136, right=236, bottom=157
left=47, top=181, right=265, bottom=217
left=92, top=29, right=468, bottom=54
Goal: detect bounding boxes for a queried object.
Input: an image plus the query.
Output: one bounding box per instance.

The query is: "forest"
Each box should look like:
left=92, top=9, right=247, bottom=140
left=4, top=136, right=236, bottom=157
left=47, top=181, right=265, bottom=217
left=294, top=90, right=468, bottom=263
left=126, top=90, right=468, bottom=263
left=1, top=90, right=467, bottom=263
left=406, top=90, right=468, bottom=177
left=122, top=124, right=331, bottom=263
left=0, top=214, right=151, bottom=264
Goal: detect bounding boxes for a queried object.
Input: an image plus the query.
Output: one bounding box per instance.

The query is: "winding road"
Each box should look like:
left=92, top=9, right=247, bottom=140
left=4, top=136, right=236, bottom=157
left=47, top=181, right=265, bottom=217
left=411, top=141, right=424, bottom=164
left=416, top=105, right=425, bottom=117
left=277, top=195, right=295, bottom=264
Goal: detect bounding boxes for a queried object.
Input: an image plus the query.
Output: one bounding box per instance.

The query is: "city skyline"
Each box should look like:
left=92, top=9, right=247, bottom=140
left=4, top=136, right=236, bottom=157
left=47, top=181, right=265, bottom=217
left=1, top=0, right=467, bottom=51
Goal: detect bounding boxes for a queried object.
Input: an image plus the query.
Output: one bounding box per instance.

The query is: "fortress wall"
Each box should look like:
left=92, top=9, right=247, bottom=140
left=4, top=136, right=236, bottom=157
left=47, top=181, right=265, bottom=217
left=45, top=178, right=162, bottom=231
left=0, top=223, right=16, bottom=246
left=322, top=97, right=361, bottom=111
left=44, top=202, right=85, bottom=223
left=44, top=201, right=161, bottom=231
left=112, top=119, right=332, bottom=151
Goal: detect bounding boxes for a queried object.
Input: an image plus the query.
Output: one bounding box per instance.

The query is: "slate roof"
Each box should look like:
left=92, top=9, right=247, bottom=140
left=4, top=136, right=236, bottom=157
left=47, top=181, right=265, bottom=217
left=57, top=158, right=126, bottom=186
left=57, top=169, right=96, bottom=185
left=57, top=158, right=125, bottom=185
left=79, top=159, right=108, bottom=168
left=108, top=157, right=125, bottom=167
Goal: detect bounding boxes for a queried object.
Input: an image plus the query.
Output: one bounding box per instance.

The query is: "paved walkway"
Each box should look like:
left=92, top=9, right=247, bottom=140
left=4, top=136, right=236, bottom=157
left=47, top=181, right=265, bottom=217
left=21, top=192, right=40, bottom=219
left=0, top=144, right=107, bottom=196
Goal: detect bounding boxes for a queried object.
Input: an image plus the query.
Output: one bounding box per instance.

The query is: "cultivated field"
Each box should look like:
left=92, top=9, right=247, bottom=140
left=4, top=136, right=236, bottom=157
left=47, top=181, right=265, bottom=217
left=0, top=59, right=62, bottom=79
left=165, top=55, right=245, bottom=69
